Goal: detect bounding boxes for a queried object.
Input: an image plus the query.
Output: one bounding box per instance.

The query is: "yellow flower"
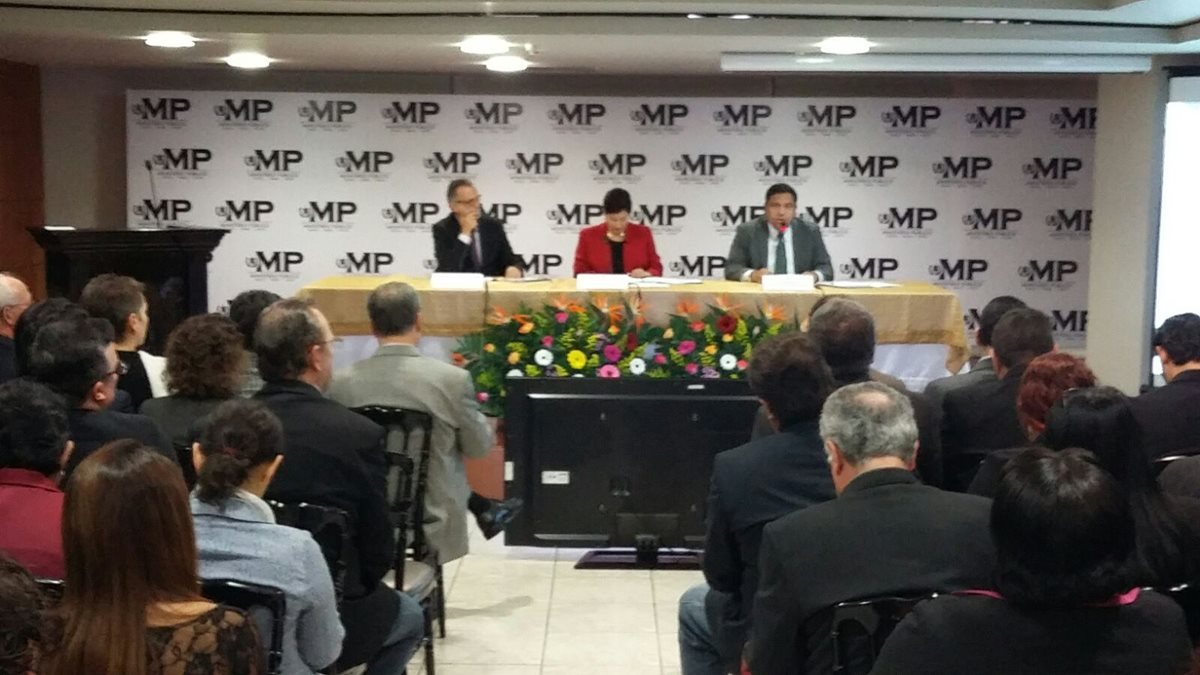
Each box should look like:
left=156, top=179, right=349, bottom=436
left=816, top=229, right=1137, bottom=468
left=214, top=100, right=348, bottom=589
left=483, top=343, right=496, bottom=353
left=518, top=322, right=534, bottom=334
left=722, top=334, right=734, bottom=343
left=705, top=344, right=718, bottom=355
left=663, top=328, right=675, bottom=339
left=608, top=325, right=620, bottom=336
left=508, top=352, right=521, bottom=365
left=567, top=349, right=587, bottom=370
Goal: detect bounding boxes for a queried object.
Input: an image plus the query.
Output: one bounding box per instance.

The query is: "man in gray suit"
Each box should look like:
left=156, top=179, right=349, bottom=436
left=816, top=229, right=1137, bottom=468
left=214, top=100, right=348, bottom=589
left=725, top=183, right=834, bottom=283
left=923, top=295, right=1026, bottom=409
left=329, top=282, right=518, bottom=563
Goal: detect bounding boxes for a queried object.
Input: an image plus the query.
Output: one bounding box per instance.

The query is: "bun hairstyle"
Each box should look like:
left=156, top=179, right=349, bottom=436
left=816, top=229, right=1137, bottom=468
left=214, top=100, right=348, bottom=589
left=194, top=399, right=283, bottom=504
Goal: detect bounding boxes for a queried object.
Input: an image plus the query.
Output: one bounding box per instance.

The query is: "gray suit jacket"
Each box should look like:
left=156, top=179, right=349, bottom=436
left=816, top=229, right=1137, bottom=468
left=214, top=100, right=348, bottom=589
left=328, top=344, right=492, bottom=563
left=724, top=216, right=834, bottom=281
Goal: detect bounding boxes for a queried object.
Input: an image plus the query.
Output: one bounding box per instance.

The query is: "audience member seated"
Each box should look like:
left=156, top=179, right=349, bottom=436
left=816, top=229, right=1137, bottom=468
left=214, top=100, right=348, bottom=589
left=140, top=313, right=245, bottom=448
left=0, top=380, right=71, bottom=579
left=748, top=382, right=995, bottom=675
left=1037, top=387, right=1200, bottom=587
left=0, top=273, right=32, bottom=385
left=940, top=307, right=1054, bottom=490
left=0, top=552, right=46, bottom=675
left=12, top=299, right=86, bottom=379
left=253, top=298, right=424, bottom=674
left=191, top=399, right=344, bottom=675
left=80, top=273, right=166, bottom=409
left=329, top=281, right=520, bottom=558
left=923, top=295, right=1026, bottom=410
left=41, top=440, right=263, bottom=675
left=228, top=290, right=281, bottom=398
left=27, top=318, right=174, bottom=479
left=1134, top=312, right=1200, bottom=459
left=967, top=352, right=1097, bottom=495
left=872, top=448, right=1194, bottom=675
left=678, top=332, right=837, bottom=675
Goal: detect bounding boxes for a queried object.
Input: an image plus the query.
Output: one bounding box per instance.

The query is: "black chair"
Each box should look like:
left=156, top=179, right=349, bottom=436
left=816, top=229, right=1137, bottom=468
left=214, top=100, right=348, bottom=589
left=267, top=501, right=351, bottom=602
left=1153, top=453, right=1199, bottom=477
left=34, top=578, right=64, bottom=605
left=1160, top=583, right=1200, bottom=644
left=830, top=594, right=937, bottom=675
left=944, top=452, right=989, bottom=492
left=201, top=579, right=287, bottom=675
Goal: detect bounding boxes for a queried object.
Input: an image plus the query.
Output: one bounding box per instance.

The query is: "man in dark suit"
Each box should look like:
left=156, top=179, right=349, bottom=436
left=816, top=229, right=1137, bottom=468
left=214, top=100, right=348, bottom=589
left=678, top=332, right=837, bottom=675
left=923, top=295, right=1026, bottom=411
left=749, top=382, right=995, bottom=675
left=941, top=307, right=1054, bottom=490
left=1133, top=313, right=1200, bottom=459
left=0, top=273, right=32, bottom=385
left=432, top=179, right=524, bottom=278
left=253, top=298, right=424, bottom=674
left=25, top=317, right=174, bottom=479
left=724, top=183, right=834, bottom=283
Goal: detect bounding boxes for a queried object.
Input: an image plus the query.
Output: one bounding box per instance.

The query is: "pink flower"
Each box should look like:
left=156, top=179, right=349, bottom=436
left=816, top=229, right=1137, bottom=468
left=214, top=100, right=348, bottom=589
left=555, top=312, right=569, bottom=324
left=685, top=363, right=699, bottom=375
left=476, top=392, right=489, bottom=402
left=603, top=344, right=623, bottom=363
left=737, top=359, right=749, bottom=371
left=541, top=335, right=554, bottom=347
left=677, top=340, right=697, bottom=356
left=654, top=354, right=668, bottom=365
left=598, top=364, right=621, bottom=378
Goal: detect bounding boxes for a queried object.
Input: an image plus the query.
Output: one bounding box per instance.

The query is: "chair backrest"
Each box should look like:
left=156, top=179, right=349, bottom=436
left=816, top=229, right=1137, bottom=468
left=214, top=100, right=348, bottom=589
left=1153, top=452, right=1200, bottom=477
left=829, top=594, right=937, bottom=675
left=267, top=501, right=350, bottom=600
left=201, top=578, right=287, bottom=675
left=1160, top=583, right=1200, bottom=644
left=35, top=578, right=65, bottom=606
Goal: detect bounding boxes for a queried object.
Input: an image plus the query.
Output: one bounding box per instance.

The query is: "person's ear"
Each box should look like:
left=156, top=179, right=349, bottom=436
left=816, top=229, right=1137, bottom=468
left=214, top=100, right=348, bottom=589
left=90, top=379, right=109, bottom=405
left=1155, top=345, right=1171, bottom=366
left=59, top=440, right=75, bottom=471
left=760, top=399, right=780, bottom=432
left=263, top=454, right=284, bottom=485
left=1051, top=342, right=1059, bottom=353
left=414, top=314, right=423, bottom=334
left=191, top=442, right=205, bottom=474
left=907, top=440, right=919, bottom=472
left=825, top=439, right=846, bottom=474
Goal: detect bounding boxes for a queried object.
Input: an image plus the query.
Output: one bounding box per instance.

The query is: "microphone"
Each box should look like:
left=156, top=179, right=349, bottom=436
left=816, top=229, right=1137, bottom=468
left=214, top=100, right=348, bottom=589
left=143, top=159, right=162, bottom=229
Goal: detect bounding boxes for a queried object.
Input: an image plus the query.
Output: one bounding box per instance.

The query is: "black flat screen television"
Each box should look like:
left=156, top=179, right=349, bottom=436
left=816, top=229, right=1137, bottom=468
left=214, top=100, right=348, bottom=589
left=504, top=377, right=759, bottom=550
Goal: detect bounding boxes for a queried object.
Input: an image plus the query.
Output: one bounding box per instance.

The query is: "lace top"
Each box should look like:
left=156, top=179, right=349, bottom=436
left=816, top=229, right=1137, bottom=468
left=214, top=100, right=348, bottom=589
left=146, top=606, right=263, bottom=675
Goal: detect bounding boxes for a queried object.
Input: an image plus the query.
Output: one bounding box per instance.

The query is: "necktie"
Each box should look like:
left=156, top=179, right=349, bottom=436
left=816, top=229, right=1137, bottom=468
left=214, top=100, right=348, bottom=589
left=472, top=231, right=483, bottom=269
left=773, top=229, right=788, bottom=274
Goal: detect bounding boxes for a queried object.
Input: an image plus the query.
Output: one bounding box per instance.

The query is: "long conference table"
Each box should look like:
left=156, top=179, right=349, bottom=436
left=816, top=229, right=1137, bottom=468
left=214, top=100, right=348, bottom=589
left=298, top=276, right=972, bottom=379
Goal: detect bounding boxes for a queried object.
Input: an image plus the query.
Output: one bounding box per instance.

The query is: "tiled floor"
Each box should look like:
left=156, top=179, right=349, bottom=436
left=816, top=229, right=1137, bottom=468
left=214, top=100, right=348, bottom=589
left=405, top=523, right=701, bottom=675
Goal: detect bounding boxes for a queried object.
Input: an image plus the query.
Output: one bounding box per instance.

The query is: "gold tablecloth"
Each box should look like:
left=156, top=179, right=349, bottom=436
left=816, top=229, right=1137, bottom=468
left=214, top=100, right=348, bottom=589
left=298, top=276, right=970, bottom=372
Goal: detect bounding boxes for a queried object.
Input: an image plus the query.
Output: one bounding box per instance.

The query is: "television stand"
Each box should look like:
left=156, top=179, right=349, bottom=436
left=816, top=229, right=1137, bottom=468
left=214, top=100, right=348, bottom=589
left=574, top=538, right=701, bottom=570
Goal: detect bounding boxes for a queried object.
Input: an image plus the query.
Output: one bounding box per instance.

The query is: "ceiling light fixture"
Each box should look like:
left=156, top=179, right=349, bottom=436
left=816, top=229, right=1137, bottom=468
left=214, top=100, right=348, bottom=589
left=817, top=36, right=873, bottom=55
left=686, top=13, right=704, bottom=19
left=729, top=14, right=752, bottom=20
left=722, top=52, right=1152, bottom=74
left=223, top=51, right=272, bottom=69
left=459, top=35, right=511, bottom=55
left=485, top=55, right=530, bottom=73
left=144, top=31, right=196, bottom=48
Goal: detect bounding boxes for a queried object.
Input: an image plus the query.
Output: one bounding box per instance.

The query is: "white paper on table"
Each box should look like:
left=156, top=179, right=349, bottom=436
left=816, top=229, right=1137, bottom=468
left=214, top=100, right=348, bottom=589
left=818, top=280, right=901, bottom=289
left=576, top=274, right=632, bottom=290
left=637, top=277, right=704, bottom=285
left=761, top=274, right=816, bottom=292
left=494, top=275, right=552, bottom=283
left=429, top=272, right=487, bottom=290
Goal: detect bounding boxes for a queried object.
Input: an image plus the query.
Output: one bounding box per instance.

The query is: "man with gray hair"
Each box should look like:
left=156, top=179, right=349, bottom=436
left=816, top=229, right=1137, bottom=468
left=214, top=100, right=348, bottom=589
left=328, top=281, right=521, bottom=561
left=0, top=273, right=32, bottom=384
left=748, top=382, right=995, bottom=675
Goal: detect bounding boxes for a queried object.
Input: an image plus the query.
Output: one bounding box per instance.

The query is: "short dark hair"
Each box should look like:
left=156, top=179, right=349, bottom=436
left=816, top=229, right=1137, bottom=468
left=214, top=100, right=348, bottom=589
left=28, top=318, right=114, bottom=404
left=1153, top=313, right=1200, bottom=366
left=602, top=188, right=632, bottom=215
left=13, top=299, right=88, bottom=377
left=0, top=552, right=45, bottom=675
left=164, top=314, right=245, bottom=399
left=446, top=178, right=474, bottom=203
left=227, top=290, right=281, bottom=350
left=990, top=308, right=1054, bottom=370
left=978, top=295, right=1027, bottom=347
left=79, top=273, right=146, bottom=342
left=764, top=183, right=797, bottom=203
left=0, top=379, right=69, bottom=476
left=808, top=298, right=875, bottom=384
left=195, top=400, right=284, bottom=505
left=749, top=332, right=835, bottom=428
left=367, top=282, right=420, bottom=337
left=992, top=447, right=1135, bottom=607
left=254, top=298, right=324, bottom=383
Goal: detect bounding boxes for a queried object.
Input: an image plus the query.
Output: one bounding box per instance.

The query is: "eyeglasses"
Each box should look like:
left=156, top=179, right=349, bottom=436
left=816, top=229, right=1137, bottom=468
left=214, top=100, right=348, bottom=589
left=103, top=361, right=130, bottom=380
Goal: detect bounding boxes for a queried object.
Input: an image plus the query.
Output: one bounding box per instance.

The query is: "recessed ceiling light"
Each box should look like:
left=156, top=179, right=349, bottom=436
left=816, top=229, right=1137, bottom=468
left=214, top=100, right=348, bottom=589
left=817, top=36, right=873, bottom=55
left=223, top=51, right=272, bottom=69
left=459, top=35, right=511, bottom=55
left=485, top=55, right=530, bottom=73
left=686, top=13, right=704, bottom=19
left=729, top=14, right=752, bottom=20
left=144, top=31, right=196, bottom=49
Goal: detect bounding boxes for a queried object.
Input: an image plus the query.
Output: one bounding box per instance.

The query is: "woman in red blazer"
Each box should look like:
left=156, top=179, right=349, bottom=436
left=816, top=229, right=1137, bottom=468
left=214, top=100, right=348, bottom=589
left=573, top=188, right=663, bottom=278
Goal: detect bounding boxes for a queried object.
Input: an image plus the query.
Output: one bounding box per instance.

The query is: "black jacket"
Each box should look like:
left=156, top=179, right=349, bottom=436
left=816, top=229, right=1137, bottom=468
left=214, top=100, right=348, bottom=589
left=432, top=213, right=522, bottom=276
left=64, top=408, right=176, bottom=479
left=1132, top=370, right=1200, bottom=459
left=940, top=363, right=1029, bottom=490
left=0, top=335, right=14, bottom=385
left=750, top=469, right=995, bottom=675
left=704, top=420, right=836, bottom=665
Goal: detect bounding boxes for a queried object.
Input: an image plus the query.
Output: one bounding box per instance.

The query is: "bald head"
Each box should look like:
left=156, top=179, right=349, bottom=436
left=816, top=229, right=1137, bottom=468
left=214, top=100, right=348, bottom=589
left=0, top=274, right=32, bottom=338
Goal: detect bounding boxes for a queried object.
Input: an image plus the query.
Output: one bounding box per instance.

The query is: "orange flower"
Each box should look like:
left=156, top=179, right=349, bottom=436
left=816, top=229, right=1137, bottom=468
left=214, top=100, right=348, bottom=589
left=713, top=294, right=742, bottom=317
left=550, top=294, right=572, bottom=311
left=591, top=296, right=625, bottom=326
left=518, top=322, right=534, bottom=334
left=452, top=353, right=467, bottom=366
left=487, top=306, right=512, bottom=325
left=761, top=303, right=785, bottom=322
left=690, top=321, right=705, bottom=331
left=675, top=300, right=700, bottom=317
left=629, top=297, right=647, bottom=329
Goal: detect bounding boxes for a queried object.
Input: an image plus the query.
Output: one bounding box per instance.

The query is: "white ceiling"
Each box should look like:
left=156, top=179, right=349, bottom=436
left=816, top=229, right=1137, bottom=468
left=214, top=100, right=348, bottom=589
left=0, top=0, right=1198, bottom=74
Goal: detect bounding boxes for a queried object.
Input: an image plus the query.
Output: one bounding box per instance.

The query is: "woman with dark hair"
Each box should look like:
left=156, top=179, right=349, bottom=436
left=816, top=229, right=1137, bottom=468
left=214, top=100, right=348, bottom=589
left=191, top=399, right=344, bottom=675
left=572, top=187, right=663, bottom=278
left=0, top=552, right=46, bottom=675
left=41, top=440, right=262, bottom=675
left=872, top=447, right=1193, bottom=674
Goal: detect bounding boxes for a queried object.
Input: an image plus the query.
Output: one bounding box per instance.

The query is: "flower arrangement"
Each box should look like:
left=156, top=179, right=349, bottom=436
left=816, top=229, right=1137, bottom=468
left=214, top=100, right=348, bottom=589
left=454, top=294, right=794, bottom=417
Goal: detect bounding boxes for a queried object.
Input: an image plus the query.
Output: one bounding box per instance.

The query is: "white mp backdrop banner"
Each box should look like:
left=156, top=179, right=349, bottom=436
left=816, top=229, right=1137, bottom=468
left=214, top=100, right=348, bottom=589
left=127, top=91, right=1095, bottom=349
